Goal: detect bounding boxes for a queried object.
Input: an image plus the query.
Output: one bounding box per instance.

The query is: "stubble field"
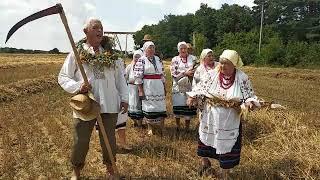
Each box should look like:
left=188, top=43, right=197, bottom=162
left=0, top=53, right=319, bottom=179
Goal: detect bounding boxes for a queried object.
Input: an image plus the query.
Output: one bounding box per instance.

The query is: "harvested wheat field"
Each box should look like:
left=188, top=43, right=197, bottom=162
left=0, top=54, right=319, bottom=179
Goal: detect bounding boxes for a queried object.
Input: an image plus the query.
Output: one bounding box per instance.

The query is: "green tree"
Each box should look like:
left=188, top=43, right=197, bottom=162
left=49, top=48, right=60, bottom=54
left=214, top=4, right=255, bottom=42
left=134, top=14, right=195, bottom=58
left=252, top=0, right=320, bottom=42
left=193, top=33, right=208, bottom=56
left=193, top=3, right=218, bottom=48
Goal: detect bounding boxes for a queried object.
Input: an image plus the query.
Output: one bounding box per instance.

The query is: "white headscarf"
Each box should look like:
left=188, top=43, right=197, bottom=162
left=220, top=49, right=243, bottom=68
left=199, top=49, right=213, bottom=63
left=177, top=41, right=187, bottom=52
left=133, top=50, right=143, bottom=59
left=142, top=41, right=155, bottom=55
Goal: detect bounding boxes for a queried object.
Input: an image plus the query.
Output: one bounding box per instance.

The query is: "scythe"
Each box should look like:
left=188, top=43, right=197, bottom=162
left=5, top=3, right=119, bottom=176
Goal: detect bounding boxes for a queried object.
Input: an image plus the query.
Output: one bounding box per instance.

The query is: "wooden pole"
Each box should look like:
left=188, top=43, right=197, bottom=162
left=57, top=3, right=119, bottom=176
left=193, top=32, right=196, bottom=49
left=259, top=3, right=264, bottom=55
left=115, top=34, right=123, bottom=55
left=125, top=34, right=128, bottom=57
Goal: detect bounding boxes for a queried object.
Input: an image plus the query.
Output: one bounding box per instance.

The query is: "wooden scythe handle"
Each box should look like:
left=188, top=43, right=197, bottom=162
left=56, top=3, right=119, bottom=176
left=96, top=114, right=119, bottom=175
left=57, top=4, right=89, bottom=85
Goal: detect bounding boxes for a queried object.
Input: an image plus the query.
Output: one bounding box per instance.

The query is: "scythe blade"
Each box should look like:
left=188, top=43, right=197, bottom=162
left=5, top=4, right=62, bottom=43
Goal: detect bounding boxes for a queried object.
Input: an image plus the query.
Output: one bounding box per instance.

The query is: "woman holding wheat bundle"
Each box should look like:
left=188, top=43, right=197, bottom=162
left=187, top=49, right=260, bottom=179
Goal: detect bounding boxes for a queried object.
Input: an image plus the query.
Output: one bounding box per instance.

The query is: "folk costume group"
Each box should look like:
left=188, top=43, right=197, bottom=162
left=58, top=18, right=261, bottom=180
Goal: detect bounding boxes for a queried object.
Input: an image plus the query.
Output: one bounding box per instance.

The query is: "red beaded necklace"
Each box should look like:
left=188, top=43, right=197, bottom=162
left=219, top=71, right=236, bottom=89
left=180, top=57, right=187, bottom=63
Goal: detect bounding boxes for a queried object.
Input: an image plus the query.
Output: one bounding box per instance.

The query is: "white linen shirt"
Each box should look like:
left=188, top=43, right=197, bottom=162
left=58, top=43, right=128, bottom=117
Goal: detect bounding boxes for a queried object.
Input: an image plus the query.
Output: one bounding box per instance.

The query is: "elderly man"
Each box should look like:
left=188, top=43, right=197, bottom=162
left=58, top=18, right=128, bottom=179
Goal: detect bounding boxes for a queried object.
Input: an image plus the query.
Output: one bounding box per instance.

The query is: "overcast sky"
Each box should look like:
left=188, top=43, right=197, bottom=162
left=0, top=0, right=255, bottom=52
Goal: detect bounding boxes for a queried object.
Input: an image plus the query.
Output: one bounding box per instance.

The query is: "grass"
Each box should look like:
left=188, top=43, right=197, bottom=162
left=0, top=54, right=319, bottom=179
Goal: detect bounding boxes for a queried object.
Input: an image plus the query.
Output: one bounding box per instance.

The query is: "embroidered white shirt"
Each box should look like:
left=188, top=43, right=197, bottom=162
left=58, top=43, right=128, bottom=117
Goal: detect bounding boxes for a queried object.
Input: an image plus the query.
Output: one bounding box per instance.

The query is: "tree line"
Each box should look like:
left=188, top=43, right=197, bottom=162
left=133, top=0, right=320, bottom=68
left=0, top=47, right=62, bottom=54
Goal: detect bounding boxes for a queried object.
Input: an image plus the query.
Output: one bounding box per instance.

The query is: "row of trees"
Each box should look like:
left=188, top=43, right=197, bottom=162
left=0, top=47, right=61, bottom=54
left=134, top=0, right=320, bottom=67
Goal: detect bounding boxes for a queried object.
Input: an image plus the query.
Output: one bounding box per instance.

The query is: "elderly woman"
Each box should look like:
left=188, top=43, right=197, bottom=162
left=192, top=49, right=219, bottom=88
left=187, top=50, right=260, bottom=179
left=192, top=49, right=219, bottom=128
left=170, top=41, right=197, bottom=130
left=134, top=41, right=167, bottom=136
left=125, top=50, right=144, bottom=127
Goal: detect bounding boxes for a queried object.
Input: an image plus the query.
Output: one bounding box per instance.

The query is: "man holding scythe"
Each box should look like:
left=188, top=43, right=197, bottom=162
left=5, top=4, right=128, bottom=180
left=58, top=18, right=128, bottom=179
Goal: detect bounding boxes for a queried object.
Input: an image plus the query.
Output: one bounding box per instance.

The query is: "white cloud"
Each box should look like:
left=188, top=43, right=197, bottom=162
left=135, top=0, right=166, bottom=5
left=174, top=0, right=221, bottom=15
left=84, top=2, right=96, bottom=12
left=233, top=0, right=255, bottom=8
left=134, top=18, right=158, bottom=31
left=1, top=0, right=98, bottom=52
left=173, top=0, right=255, bottom=15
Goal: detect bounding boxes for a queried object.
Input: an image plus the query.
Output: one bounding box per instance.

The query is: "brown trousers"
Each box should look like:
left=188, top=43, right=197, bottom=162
left=71, top=113, right=117, bottom=168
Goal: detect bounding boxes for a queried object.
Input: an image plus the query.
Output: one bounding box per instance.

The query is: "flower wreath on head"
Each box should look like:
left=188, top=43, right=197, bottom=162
left=76, top=36, right=119, bottom=69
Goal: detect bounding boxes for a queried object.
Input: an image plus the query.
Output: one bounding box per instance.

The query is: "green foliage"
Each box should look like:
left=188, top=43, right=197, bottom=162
left=213, top=30, right=260, bottom=65
left=133, top=1, right=320, bottom=67
left=0, top=47, right=61, bottom=54
left=260, top=36, right=285, bottom=66
left=292, top=42, right=320, bottom=68
left=252, top=0, right=320, bottom=42
left=214, top=4, right=255, bottom=43
left=285, top=41, right=308, bottom=66
left=193, top=33, right=207, bottom=56
left=134, top=4, right=254, bottom=58
left=213, top=25, right=320, bottom=68
left=193, top=3, right=218, bottom=48
left=48, top=48, right=60, bottom=54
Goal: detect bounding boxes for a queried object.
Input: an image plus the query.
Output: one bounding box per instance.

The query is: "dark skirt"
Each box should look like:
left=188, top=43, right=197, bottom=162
left=116, top=122, right=127, bottom=130
left=128, top=111, right=144, bottom=120
left=197, top=123, right=242, bottom=169
left=173, top=106, right=197, bottom=116
left=143, top=111, right=167, bottom=119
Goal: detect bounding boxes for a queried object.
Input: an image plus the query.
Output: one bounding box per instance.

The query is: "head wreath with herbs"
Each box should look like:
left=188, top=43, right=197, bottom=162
left=76, top=36, right=118, bottom=69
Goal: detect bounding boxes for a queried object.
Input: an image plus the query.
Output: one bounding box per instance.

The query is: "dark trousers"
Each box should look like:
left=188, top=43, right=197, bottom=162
left=71, top=113, right=117, bottom=167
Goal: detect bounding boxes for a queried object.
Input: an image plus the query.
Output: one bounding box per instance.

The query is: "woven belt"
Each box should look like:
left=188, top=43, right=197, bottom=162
left=143, top=74, right=162, bottom=79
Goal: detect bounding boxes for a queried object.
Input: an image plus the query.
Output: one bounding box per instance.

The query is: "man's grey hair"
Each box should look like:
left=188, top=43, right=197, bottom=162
left=83, top=17, right=102, bottom=30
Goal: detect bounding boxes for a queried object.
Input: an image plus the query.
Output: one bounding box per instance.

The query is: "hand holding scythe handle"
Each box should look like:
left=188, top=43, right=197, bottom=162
left=5, top=3, right=119, bottom=176
left=57, top=5, right=119, bottom=177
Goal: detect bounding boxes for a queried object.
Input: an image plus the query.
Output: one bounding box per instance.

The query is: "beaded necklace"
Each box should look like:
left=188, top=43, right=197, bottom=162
left=219, top=70, right=236, bottom=89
